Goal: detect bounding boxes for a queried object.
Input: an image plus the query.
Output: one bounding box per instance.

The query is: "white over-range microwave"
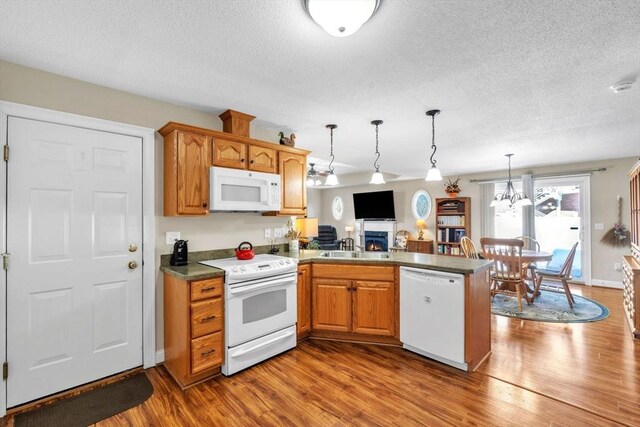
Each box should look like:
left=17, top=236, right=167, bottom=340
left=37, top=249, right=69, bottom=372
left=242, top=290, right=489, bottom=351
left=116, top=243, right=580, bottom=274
left=209, top=166, right=281, bottom=212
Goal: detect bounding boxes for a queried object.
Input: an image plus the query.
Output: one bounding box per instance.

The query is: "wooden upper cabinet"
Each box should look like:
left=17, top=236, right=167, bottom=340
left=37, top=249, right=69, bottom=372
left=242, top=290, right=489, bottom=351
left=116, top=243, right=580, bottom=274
left=212, top=138, right=247, bottom=169
left=159, top=121, right=310, bottom=217
left=163, top=129, right=210, bottom=216
left=248, top=145, right=277, bottom=173
left=312, top=278, right=351, bottom=332
left=278, top=152, right=307, bottom=216
left=352, top=280, right=395, bottom=336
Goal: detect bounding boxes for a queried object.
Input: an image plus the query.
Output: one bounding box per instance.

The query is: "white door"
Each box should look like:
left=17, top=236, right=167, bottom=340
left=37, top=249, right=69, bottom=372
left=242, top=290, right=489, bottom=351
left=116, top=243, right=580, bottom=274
left=6, top=117, right=143, bottom=407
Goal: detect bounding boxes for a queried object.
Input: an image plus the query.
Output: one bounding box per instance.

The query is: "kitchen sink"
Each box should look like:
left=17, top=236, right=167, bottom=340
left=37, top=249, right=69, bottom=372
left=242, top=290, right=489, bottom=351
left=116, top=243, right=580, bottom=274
left=319, top=251, right=390, bottom=259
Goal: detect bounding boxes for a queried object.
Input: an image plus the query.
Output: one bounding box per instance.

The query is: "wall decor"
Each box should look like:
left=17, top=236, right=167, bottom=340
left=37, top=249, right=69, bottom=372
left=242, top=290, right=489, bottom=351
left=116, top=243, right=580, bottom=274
left=411, top=190, right=432, bottom=220
left=332, top=196, right=344, bottom=220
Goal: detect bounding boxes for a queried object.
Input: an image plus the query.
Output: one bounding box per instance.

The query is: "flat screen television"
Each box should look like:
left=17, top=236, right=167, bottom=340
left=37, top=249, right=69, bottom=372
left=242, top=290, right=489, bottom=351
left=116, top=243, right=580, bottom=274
left=353, top=190, right=396, bottom=220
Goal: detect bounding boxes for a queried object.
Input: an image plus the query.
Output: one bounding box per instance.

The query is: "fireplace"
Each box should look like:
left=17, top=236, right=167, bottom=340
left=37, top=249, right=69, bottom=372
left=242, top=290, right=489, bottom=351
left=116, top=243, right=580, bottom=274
left=365, top=231, right=388, bottom=252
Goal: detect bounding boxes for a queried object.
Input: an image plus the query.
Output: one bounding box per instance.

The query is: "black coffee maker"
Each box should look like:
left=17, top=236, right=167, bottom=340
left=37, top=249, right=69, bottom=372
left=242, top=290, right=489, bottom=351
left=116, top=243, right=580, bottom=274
left=170, top=239, right=189, bottom=266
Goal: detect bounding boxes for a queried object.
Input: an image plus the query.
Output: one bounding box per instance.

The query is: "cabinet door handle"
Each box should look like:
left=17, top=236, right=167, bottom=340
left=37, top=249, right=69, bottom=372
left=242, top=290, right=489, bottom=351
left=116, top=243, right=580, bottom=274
left=241, top=158, right=245, bottom=162
left=201, top=286, right=216, bottom=293
left=250, top=160, right=255, bottom=164
left=201, top=349, right=216, bottom=357
left=202, top=202, right=208, bottom=208
left=200, top=315, right=216, bottom=323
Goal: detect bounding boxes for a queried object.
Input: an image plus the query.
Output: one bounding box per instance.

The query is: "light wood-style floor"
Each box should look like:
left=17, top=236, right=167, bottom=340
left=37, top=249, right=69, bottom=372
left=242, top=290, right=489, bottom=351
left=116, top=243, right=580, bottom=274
left=9, top=285, right=640, bottom=426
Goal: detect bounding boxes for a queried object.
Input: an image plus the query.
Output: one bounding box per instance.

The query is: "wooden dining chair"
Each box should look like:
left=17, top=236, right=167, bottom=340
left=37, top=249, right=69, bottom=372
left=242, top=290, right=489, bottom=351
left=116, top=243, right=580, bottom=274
left=533, top=242, right=579, bottom=309
left=481, top=237, right=531, bottom=311
left=516, top=235, right=541, bottom=283
left=460, top=236, right=480, bottom=259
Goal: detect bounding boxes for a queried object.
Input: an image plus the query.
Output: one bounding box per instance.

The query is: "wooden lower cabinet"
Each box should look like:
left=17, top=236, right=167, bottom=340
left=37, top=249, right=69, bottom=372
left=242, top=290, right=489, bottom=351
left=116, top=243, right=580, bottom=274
left=311, top=264, right=396, bottom=337
left=297, top=264, right=312, bottom=339
left=312, top=278, right=352, bottom=332
left=622, top=255, right=640, bottom=338
left=352, top=281, right=395, bottom=336
left=164, top=274, right=225, bottom=388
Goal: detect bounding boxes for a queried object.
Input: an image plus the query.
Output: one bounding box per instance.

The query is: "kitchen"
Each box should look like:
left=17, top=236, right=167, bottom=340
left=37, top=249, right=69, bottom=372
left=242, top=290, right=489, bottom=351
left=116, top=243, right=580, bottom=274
left=0, top=0, right=639, bottom=425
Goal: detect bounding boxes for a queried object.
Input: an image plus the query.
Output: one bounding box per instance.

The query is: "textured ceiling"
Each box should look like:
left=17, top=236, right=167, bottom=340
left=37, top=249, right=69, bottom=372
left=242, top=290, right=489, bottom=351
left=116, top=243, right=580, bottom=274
left=1, top=0, right=639, bottom=179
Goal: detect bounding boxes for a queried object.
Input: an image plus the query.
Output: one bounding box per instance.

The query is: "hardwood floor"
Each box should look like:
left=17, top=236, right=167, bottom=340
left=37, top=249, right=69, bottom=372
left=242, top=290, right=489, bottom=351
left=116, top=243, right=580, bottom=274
left=6, top=285, right=638, bottom=426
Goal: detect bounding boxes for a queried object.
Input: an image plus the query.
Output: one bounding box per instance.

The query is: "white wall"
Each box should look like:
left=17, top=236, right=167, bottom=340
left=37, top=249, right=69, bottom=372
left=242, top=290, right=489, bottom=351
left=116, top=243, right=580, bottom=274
left=313, top=157, right=637, bottom=284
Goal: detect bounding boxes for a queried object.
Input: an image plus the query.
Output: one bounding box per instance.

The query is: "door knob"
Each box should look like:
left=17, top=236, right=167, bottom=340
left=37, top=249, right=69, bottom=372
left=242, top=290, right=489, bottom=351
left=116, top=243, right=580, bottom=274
left=129, top=243, right=138, bottom=252
left=128, top=261, right=138, bottom=270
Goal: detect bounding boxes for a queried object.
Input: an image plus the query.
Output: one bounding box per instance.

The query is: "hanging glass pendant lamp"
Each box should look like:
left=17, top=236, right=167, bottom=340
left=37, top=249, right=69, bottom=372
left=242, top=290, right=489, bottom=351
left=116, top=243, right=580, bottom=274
left=325, top=124, right=339, bottom=186
left=490, top=154, right=533, bottom=207
left=425, top=109, right=443, bottom=181
left=369, top=120, right=386, bottom=184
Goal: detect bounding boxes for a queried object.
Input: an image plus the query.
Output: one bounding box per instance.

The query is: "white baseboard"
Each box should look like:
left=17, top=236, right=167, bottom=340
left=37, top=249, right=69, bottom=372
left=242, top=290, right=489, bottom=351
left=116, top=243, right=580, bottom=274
left=590, top=279, right=623, bottom=289
left=155, top=349, right=165, bottom=364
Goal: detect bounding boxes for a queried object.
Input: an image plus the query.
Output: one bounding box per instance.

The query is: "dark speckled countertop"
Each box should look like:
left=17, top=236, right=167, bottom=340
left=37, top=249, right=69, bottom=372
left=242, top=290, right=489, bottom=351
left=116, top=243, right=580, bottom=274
left=160, top=249, right=493, bottom=281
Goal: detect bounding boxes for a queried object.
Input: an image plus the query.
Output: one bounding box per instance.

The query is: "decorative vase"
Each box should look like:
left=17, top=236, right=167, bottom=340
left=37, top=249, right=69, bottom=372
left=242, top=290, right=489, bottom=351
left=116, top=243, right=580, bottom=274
left=289, top=239, right=299, bottom=253
left=448, top=192, right=459, bottom=198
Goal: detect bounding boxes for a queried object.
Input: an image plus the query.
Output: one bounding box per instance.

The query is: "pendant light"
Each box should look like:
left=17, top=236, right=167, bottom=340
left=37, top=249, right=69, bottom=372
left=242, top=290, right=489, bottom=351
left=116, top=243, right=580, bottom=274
left=304, top=0, right=382, bottom=37
left=369, top=120, right=385, bottom=184
left=325, top=124, right=339, bottom=186
left=425, top=109, right=443, bottom=181
left=490, top=154, right=533, bottom=208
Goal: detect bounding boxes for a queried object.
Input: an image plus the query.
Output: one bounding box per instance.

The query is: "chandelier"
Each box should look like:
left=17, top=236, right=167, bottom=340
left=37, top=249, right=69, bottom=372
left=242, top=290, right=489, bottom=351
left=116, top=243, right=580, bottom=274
left=304, top=0, right=382, bottom=37
left=490, top=154, right=532, bottom=208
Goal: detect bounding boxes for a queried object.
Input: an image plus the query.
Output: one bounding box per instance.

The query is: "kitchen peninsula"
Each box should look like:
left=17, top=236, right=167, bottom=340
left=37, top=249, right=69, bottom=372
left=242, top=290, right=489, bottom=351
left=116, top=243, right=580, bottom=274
left=161, top=250, right=493, bottom=387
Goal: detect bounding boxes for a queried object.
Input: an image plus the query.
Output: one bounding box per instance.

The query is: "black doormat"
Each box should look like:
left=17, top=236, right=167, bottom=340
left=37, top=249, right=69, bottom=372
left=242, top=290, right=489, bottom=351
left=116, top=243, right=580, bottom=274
left=14, top=372, right=154, bottom=427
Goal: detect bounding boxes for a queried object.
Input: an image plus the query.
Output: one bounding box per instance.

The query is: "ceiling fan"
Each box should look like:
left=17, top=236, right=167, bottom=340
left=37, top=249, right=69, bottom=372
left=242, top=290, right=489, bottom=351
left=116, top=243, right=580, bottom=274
left=307, top=163, right=330, bottom=186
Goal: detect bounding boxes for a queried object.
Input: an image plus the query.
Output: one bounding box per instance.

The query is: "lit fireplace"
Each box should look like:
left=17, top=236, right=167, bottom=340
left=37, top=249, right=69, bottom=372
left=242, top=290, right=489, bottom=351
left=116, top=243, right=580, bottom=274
left=364, top=231, right=388, bottom=252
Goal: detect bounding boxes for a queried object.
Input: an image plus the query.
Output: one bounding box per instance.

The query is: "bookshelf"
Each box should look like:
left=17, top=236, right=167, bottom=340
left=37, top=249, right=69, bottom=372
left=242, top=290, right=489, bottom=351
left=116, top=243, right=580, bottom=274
left=435, top=197, right=471, bottom=256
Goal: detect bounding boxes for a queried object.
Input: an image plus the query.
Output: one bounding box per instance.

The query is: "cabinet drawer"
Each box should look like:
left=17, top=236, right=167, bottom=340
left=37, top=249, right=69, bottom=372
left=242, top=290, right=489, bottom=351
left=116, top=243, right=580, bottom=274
left=313, top=264, right=395, bottom=281
left=191, top=298, right=223, bottom=338
left=191, top=332, right=223, bottom=374
left=191, top=278, right=223, bottom=301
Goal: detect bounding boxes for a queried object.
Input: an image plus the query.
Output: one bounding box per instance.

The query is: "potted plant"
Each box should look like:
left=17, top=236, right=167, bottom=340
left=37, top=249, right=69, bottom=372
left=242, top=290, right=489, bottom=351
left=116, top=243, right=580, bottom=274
left=445, top=177, right=461, bottom=197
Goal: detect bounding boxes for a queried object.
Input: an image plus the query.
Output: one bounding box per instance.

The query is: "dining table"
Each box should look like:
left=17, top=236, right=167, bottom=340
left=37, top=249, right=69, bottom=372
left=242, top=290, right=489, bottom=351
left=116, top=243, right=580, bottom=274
left=521, top=250, right=553, bottom=295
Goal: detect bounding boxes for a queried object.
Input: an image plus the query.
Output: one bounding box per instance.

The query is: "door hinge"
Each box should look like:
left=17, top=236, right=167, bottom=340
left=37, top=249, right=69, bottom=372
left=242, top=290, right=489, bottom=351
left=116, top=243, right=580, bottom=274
left=1, top=253, right=9, bottom=270
left=2, top=362, right=7, bottom=380
left=3, top=145, right=8, bottom=161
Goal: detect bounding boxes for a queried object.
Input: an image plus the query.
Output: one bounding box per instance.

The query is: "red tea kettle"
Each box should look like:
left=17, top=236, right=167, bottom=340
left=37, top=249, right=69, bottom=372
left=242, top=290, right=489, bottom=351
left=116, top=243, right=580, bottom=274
left=235, top=241, right=255, bottom=260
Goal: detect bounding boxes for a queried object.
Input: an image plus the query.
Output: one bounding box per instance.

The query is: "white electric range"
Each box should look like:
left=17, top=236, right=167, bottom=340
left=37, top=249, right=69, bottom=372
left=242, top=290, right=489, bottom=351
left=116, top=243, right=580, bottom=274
left=199, top=254, right=298, bottom=375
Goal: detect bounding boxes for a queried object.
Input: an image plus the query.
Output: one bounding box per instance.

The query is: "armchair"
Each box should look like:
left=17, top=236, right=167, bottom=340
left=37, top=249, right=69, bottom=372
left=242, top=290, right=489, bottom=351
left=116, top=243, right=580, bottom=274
left=312, top=225, right=341, bottom=250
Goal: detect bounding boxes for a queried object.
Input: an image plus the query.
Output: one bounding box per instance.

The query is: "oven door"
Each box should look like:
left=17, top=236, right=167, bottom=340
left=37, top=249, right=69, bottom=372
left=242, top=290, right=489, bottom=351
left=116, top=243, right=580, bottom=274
left=226, top=272, right=297, bottom=347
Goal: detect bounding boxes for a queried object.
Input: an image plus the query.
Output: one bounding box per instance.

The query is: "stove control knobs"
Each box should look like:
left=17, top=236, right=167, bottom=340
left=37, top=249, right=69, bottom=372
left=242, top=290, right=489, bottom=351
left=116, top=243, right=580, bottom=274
left=279, top=260, right=284, bottom=265
left=240, top=266, right=246, bottom=272
left=285, top=259, right=291, bottom=264
left=232, top=267, right=238, bottom=272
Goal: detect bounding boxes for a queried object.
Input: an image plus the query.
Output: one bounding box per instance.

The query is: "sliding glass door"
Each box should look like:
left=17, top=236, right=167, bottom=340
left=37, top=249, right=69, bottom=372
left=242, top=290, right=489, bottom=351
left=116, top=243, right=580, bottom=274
left=533, top=176, right=591, bottom=284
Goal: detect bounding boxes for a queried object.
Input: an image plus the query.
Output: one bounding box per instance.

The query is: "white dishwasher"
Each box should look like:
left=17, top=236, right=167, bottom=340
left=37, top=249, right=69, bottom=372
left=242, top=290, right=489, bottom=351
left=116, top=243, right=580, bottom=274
left=399, top=266, right=466, bottom=370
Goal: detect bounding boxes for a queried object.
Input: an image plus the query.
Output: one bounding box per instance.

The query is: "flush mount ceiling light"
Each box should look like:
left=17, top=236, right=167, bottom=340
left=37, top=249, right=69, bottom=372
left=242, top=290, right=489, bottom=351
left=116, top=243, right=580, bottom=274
left=490, top=154, right=533, bottom=208
left=425, top=109, right=443, bottom=181
left=304, top=0, right=382, bottom=37
left=325, top=124, right=339, bottom=186
left=369, top=120, right=386, bottom=184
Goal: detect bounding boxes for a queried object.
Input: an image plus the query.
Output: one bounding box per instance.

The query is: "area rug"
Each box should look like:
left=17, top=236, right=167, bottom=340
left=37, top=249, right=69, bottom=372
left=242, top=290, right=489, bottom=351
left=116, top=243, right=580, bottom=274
left=14, top=372, right=153, bottom=427
left=491, top=290, right=609, bottom=323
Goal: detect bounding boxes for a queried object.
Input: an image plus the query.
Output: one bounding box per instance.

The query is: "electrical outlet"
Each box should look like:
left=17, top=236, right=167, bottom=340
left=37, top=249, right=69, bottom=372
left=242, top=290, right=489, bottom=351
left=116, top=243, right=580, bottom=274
left=614, top=263, right=622, bottom=272
left=594, top=223, right=604, bottom=230
left=274, top=227, right=284, bottom=238
left=264, top=228, right=272, bottom=239
left=165, top=231, right=181, bottom=245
